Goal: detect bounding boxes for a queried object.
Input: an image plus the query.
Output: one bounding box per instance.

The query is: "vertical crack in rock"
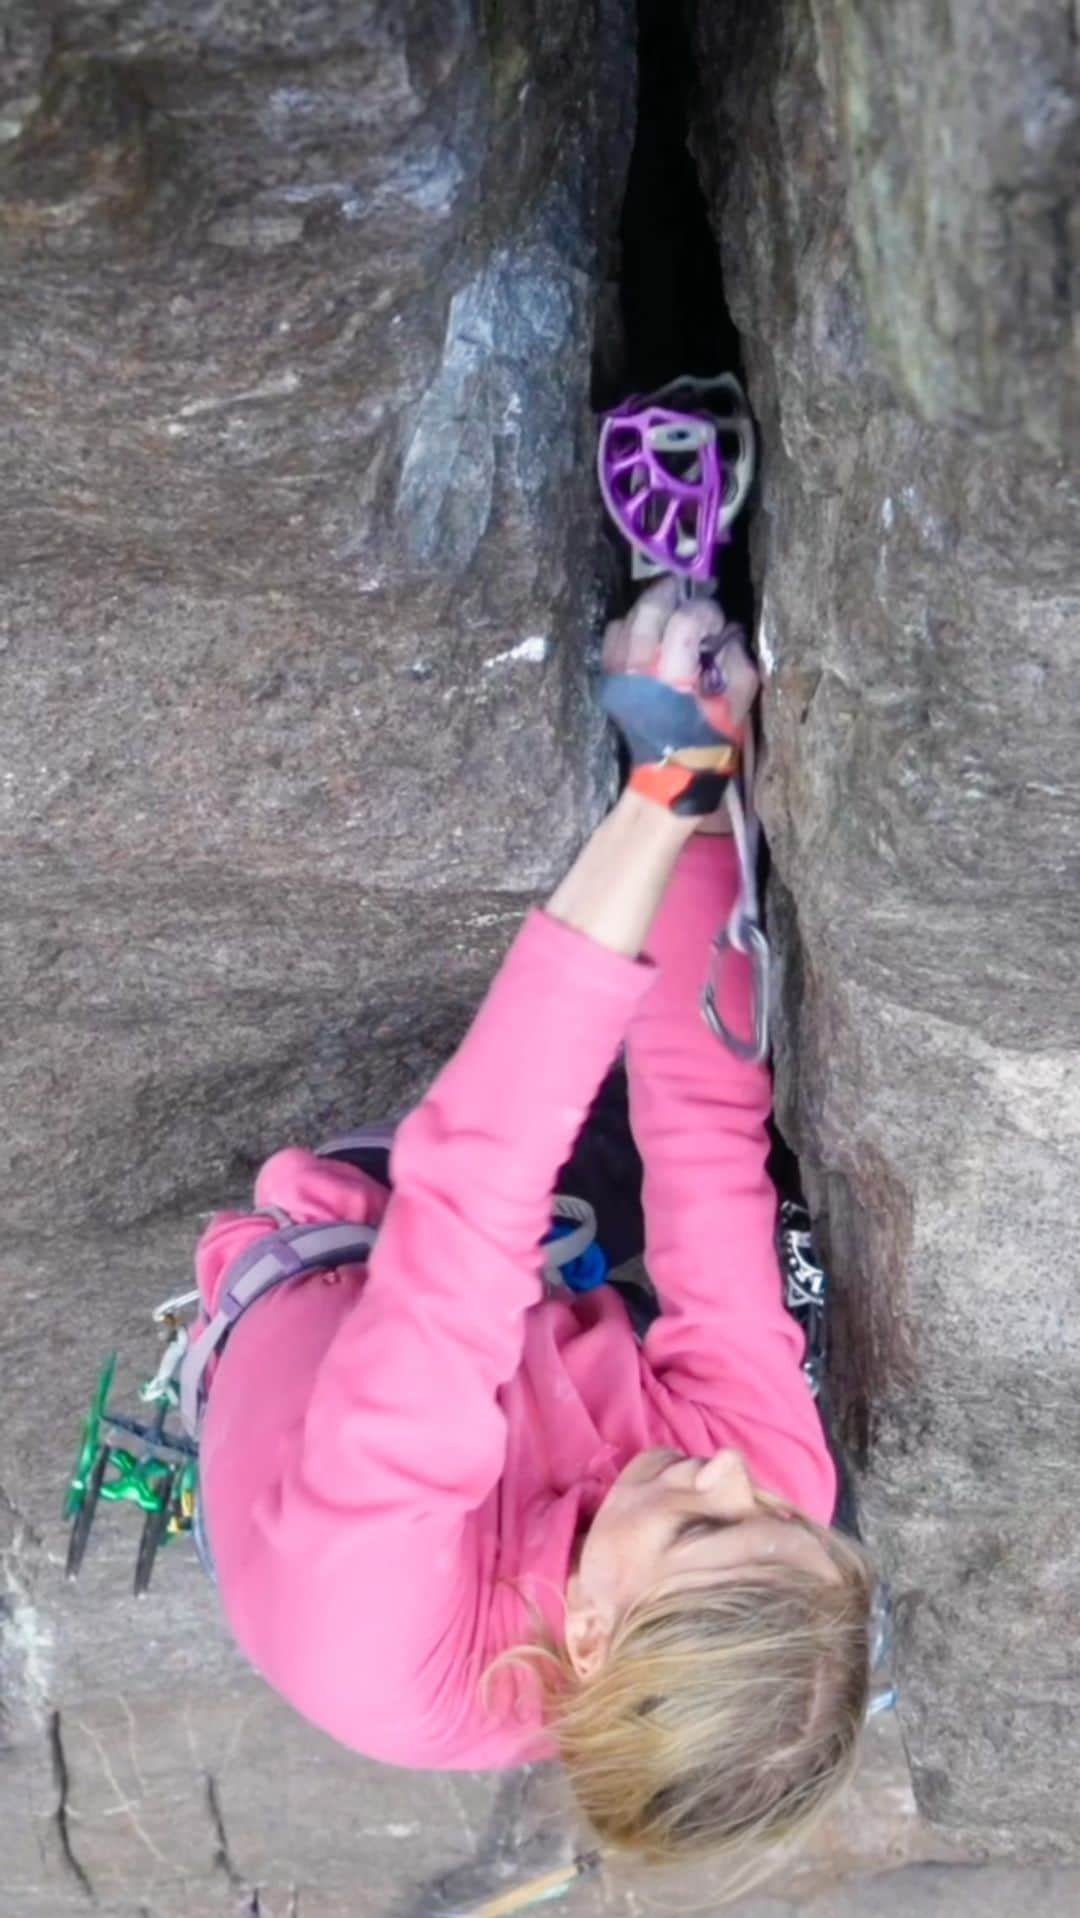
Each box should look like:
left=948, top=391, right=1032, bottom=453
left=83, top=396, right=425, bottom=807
left=614, top=2, right=901, bottom=1498
left=612, top=0, right=753, bottom=634
left=48, top=1710, right=94, bottom=1901
left=204, top=1769, right=245, bottom=1893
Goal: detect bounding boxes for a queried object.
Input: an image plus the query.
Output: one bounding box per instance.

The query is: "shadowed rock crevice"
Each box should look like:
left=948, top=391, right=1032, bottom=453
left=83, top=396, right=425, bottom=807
left=604, top=0, right=753, bottom=637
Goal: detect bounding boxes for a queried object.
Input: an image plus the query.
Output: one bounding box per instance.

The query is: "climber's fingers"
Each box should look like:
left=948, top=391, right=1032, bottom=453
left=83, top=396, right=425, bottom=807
left=602, top=584, right=759, bottom=743
left=653, top=600, right=725, bottom=687
left=625, top=577, right=680, bottom=668
left=600, top=618, right=630, bottom=675
left=656, top=601, right=760, bottom=735
left=709, top=627, right=759, bottom=728
left=601, top=577, right=680, bottom=675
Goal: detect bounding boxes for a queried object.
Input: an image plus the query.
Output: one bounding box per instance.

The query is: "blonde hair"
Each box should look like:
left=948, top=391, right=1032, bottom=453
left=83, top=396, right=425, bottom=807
left=505, top=1507, right=873, bottom=1891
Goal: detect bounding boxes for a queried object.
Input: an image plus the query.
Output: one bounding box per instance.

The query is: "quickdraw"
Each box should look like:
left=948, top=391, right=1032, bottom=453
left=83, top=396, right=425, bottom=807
left=597, top=372, right=771, bottom=1062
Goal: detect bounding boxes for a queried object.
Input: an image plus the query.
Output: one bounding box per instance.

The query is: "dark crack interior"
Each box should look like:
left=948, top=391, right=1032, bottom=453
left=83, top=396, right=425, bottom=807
left=602, top=0, right=858, bottom=1529
left=599, top=0, right=753, bottom=637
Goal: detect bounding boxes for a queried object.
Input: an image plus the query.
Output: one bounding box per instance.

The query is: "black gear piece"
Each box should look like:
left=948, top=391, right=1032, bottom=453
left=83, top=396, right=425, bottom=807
left=133, top=1471, right=176, bottom=1596
left=66, top=1445, right=109, bottom=1581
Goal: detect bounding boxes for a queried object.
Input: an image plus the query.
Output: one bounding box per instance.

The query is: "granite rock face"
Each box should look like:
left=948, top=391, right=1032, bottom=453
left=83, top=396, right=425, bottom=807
left=0, top=1, right=638, bottom=1242
left=690, top=0, right=1079, bottom=1858
left=0, top=3, right=634, bottom=1909
left=3, top=0, right=1079, bottom=1908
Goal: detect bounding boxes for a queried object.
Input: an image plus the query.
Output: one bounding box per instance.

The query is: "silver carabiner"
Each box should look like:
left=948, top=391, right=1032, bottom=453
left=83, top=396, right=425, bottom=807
left=701, top=918, right=771, bottom=1064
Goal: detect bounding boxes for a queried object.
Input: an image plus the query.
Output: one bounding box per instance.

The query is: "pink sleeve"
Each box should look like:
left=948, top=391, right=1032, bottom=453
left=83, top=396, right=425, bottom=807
left=627, top=836, right=836, bottom=1523
left=202, top=909, right=655, bottom=1764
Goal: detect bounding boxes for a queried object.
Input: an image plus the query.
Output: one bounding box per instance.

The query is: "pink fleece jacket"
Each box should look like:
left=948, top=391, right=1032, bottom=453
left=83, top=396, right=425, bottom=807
left=196, top=835, right=834, bottom=1771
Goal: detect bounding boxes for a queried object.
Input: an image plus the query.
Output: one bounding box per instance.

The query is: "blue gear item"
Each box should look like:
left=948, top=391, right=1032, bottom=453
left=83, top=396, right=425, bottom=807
left=543, top=1218, right=609, bottom=1293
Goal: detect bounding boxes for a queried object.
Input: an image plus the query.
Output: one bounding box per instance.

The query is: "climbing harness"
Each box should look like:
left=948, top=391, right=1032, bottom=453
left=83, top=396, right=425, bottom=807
left=63, top=1128, right=895, bottom=1722
left=61, top=1124, right=610, bottom=1590
left=177, top=1185, right=606, bottom=1445
left=177, top=1216, right=380, bottom=1440
left=63, top=1134, right=863, bottom=1595
left=597, top=372, right=770, bottom=1062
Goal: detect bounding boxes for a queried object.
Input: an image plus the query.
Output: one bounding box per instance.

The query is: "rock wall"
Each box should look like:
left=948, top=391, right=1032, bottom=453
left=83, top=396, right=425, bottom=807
left=690, top=0, right=1079, bottom=1858
left=0, top=0, right=637, bottom=1237
left=0, top=4, right=633, bottom=1911
left=2, top=0, right=1078, bottom=1909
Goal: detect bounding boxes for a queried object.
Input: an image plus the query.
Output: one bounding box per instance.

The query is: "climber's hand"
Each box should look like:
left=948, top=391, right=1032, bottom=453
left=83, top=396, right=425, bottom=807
left=601, top=578, right=758, bottom=726
left=600, top=579, right=758, bottom=829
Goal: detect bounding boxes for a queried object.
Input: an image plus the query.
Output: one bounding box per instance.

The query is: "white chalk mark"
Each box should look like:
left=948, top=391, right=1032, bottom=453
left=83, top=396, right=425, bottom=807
left=483, top=635, right=550, bottom=670
left=70, top=1715, right=176, bottom=1876
left=221, top=1695, right=261, bottom=1773
left=176, top=371, right=300, bottom=420
left=445, top=1776, right=477, bottom=1849
left=113, top=1693, right=149, bottom=1805
left=182, top=1700, right=204, bottom=1774
left=1, top=1580, right=55, bottom=1724
left=758, top=599, right=778, bottom=676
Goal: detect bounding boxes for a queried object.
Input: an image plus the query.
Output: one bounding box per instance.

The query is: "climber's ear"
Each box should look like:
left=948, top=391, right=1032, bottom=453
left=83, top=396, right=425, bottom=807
left=564, top=1572, right=615, bottom=1681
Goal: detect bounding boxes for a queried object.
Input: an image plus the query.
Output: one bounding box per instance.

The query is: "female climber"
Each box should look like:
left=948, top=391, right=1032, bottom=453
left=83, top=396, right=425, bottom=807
left=193, top=579, right=873, bottom=1880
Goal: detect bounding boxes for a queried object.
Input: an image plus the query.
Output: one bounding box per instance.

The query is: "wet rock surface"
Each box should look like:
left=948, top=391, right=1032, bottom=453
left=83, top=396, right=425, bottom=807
left=690, top=0, right=1079, bottom=1860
